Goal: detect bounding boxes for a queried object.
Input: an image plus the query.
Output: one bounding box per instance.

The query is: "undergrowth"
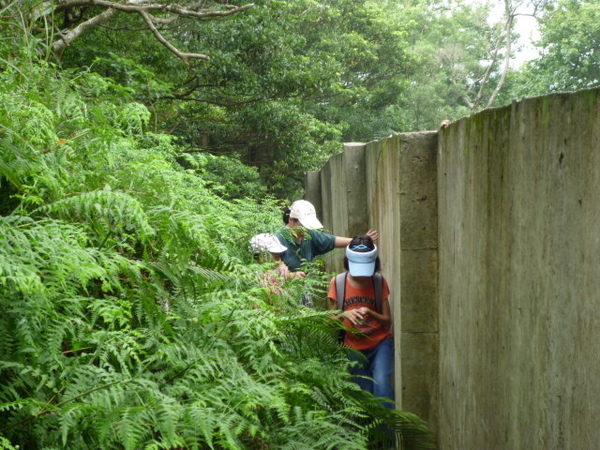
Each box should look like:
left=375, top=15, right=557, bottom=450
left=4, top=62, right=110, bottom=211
left=0, top=23, right=435, bottom=450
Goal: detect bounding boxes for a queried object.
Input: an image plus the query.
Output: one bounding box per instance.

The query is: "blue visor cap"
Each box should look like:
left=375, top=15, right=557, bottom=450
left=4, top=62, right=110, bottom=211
left=346, top=245, right=378, bottom=277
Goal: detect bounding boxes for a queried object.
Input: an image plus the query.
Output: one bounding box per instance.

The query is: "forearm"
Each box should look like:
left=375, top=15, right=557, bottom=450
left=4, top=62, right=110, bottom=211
left=334, top=229, right=378, bottom=248
left=334, top=236, right=352, bottom=248
left=328, top=299, right=345, bottom=321
left=368, top=310, right=392, bottom=329
left=359, top=301, right=392, bottom=328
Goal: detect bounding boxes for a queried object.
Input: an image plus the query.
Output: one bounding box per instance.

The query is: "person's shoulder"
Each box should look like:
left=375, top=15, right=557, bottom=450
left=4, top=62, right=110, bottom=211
left=328, top=273, right=344, bottom=293
left=310, top=230, right=335, bottom=249
left=372, top=272, right=389, bottom=285
left=377, top=274, right=391, bottom=295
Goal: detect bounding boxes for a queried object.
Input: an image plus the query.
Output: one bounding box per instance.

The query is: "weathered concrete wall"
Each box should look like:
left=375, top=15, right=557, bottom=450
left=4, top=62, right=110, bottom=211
left=438, top=88, right=600, bottom=449
left=305, top=87, right=600, bottom=449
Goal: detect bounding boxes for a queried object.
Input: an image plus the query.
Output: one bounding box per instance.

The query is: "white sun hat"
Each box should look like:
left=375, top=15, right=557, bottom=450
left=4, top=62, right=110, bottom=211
left=250, top=233, right=287, bottom=254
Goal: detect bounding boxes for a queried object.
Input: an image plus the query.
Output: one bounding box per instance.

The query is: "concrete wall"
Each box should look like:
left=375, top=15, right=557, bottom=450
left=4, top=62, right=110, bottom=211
left=438, top=88, right=600, bottom=449
left=305, top=87, right=600, bottom=449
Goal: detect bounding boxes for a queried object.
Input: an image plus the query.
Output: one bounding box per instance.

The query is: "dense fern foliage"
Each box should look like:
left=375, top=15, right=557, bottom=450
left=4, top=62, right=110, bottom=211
left=0, top=35, right=434, bottom=450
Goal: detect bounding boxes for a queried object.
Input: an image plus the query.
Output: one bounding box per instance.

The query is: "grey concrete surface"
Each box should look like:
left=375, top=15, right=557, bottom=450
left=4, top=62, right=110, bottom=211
left=438, top=88, right=600, bottom=449
left=305, top=87, right=600, bottom=449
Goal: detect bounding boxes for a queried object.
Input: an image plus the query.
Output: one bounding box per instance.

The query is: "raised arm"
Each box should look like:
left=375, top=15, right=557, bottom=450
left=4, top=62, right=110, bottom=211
left=334, top=229, right=378, bottom=248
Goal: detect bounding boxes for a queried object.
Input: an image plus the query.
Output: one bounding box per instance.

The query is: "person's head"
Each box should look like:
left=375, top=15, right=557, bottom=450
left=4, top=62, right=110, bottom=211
left=344, top=235, right=380, bottom=277
left=282, top=208, right=291, bottom=225
left=288, top=200, right=323, bottom=230
left=250, top=233, right=287, bottom=262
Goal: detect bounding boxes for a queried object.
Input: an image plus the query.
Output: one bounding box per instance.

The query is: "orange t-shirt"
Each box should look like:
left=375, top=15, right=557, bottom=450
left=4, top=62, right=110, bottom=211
left=328, top=275, right=392, bottom=350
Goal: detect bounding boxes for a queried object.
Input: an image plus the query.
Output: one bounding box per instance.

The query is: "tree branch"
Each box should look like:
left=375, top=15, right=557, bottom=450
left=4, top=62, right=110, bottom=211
left=49, top=0, right=254, bottom=61
left=485, top=0, right=518, bottom=108
left=55, top=0, right=254, bottom=19
left=470, top=0, right=517, bottom=110
left=138, top=9, right=209, bottom=64
left=52, top=7, right=118, bottom=57
left=486, top=3, right=514, bottom=108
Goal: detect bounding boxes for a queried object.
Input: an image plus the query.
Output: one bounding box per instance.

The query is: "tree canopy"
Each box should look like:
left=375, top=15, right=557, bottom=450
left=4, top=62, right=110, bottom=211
left=7, top=0, right=596, bottom=198
left=523, top=0, right=600, bottom=93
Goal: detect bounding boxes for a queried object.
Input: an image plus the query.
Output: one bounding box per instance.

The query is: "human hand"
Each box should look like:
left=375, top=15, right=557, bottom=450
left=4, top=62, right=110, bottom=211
left=356, top=307, right=370, bottom=316
left=366, top=229, right=378, bottom=242
left=343, top=309, right=368, bottom=326
left=277, top=262, right=290, bottom=278
left=279, top=264, right=306, bottom=280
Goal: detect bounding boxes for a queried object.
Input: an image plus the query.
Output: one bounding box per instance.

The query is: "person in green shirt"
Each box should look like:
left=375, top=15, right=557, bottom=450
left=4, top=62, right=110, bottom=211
left=275, top=199, right=378, bottom=276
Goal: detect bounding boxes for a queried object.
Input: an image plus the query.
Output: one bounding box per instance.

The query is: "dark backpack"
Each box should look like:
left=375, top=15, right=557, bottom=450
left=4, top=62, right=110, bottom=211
left=335, top=272, right=384, bottom=313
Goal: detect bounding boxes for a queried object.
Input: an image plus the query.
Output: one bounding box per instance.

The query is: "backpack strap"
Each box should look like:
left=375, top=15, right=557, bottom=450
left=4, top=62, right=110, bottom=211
left=335, top=273, right=347, bottom=310
left=336, top=272, right=383, bottom=313
left=373, top=273, right=383, bottom=314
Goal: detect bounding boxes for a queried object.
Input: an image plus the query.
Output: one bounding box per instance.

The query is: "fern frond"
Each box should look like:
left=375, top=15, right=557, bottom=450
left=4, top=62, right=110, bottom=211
left=115, top=406, right=151, bottom=450
left=35, top=190, right=154, bottom=243
left=118, top=103, right=151, bottom=135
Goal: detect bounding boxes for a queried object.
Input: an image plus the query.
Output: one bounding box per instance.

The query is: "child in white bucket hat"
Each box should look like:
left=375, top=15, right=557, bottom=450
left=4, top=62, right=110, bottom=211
left=249, top=233, right=304, bottom=296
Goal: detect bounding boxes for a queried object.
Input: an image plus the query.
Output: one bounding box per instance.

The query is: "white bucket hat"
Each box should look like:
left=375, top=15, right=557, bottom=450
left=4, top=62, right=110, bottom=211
left=250, top=233, right=287, bottom=254
left=289, top=200, right=323, bottom=230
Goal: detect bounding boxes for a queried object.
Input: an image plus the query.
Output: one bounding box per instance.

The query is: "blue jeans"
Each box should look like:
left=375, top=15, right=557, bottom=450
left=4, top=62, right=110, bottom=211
left=348, top=337, right=395, bottom=409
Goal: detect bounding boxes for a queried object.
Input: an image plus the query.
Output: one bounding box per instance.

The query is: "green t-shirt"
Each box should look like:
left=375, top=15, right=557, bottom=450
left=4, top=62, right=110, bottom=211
left=275, top=228, right=336, bottom=272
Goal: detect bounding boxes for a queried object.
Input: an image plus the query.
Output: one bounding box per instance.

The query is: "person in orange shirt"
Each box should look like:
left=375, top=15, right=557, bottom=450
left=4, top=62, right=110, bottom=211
left=327, top=235, right=394, bottom=409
